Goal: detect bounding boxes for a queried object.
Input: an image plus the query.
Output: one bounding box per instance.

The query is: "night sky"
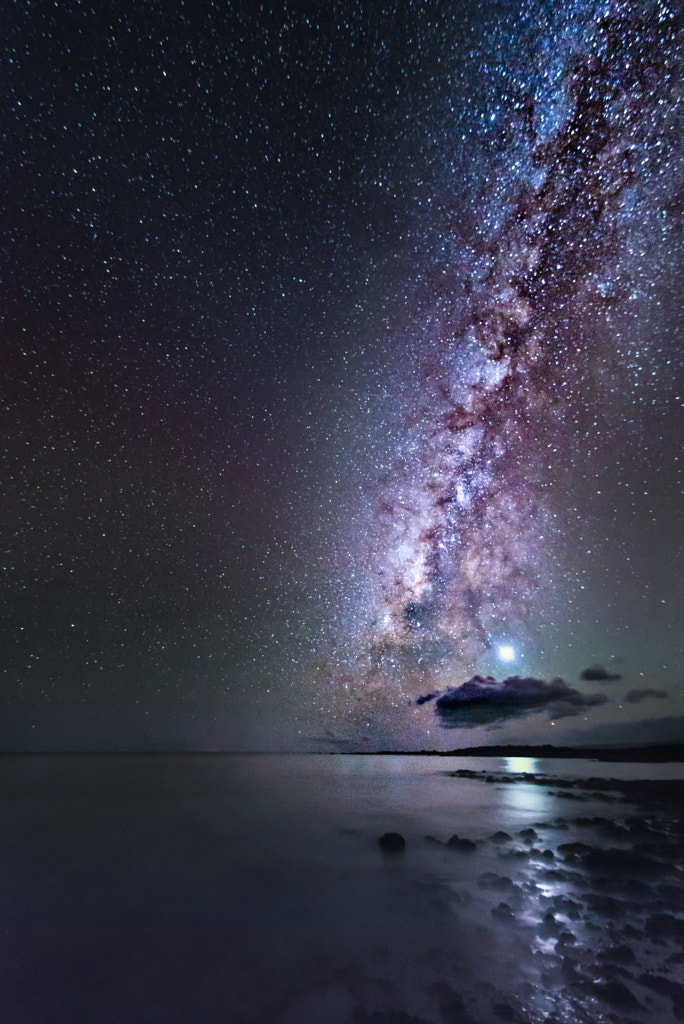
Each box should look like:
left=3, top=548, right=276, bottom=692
left=3, top=0, right=683, bottom=751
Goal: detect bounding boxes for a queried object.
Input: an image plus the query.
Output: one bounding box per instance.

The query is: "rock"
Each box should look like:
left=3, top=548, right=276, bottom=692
left=491, top=902, right=516, bottom=923
left=557, top=841, right=595, bottom=857
left=584, top=846, right=674, bottom=878
left=424, top=834, right=443, bottom=846
left=490, top=831, right=512, bottom=844
left=582, top=893, right=628, bottom=919
left=539, top=912, right=561, bottom=937
left=638, top=972, right=684, bottom=1019
left=591, top=979, right=643, bottom=1011
left=645, top=913, right=684, bottom=946
left=540, top=868, right=572, bottom=882
left=598, top=944, right=636, bottom=965
left=551, top=895, right=582, bottom=919
left=378, top=832, right=406, bottom=853
left=447, top=834, right=477, bottom=851
left=478, top=872, right=515, bottom=891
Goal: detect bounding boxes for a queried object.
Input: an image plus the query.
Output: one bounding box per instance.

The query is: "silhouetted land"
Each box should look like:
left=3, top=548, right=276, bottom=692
left=363, top=744, right=684, bottom=762
left=1, top=744, right=683, bottom=760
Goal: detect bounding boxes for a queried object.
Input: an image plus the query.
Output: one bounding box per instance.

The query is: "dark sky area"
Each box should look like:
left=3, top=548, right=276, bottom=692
left=2, top=0, right=683, bottom=751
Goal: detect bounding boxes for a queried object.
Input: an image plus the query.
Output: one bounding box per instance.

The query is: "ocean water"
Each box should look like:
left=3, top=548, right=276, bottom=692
left=0, top=753, right=682, bottom=1023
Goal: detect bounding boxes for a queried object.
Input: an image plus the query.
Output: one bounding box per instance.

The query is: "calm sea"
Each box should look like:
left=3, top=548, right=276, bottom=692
left=0, top=754, right=681, bottom=1023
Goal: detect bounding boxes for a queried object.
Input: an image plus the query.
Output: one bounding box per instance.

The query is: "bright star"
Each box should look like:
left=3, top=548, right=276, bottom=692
left=498, top=645, right=516, bottom=663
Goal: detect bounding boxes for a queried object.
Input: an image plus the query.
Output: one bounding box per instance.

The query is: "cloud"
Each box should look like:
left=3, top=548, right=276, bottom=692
left=624, top=688, right=669, bottom=704
left=422, top=675, right=607, bottom=728
left=415, top=693, right=437, bottom=705
left=580, top=666, right=622, bottom=682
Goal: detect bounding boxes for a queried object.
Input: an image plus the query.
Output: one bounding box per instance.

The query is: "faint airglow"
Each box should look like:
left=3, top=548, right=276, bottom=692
left=498, top=644, right=516, bottom=662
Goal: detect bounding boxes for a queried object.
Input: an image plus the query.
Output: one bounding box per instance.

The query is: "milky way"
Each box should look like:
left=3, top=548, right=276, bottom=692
left=337, top=1, right=682, bottom=724
left=3, top=0, right=682, bottom=751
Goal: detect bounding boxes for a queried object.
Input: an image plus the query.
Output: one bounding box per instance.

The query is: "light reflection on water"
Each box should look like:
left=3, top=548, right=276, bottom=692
left=501, top=756, right=553, bottom=816
left=503, top=756, right=538, bottom=773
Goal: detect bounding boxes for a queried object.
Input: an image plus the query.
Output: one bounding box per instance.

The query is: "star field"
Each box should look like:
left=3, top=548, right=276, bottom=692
left=2, top=0, right=683, bottom=750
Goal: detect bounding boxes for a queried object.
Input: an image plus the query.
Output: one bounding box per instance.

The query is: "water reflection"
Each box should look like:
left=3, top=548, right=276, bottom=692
left=503, top=756, right=538, bottom=774
left=501, top=756, right=551, bottom=816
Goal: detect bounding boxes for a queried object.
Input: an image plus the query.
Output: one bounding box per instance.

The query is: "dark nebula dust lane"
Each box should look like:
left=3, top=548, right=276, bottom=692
left=326, top=0, right=684, bottom=739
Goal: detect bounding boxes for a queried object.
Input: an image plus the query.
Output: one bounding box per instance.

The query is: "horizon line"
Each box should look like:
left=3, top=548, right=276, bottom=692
left=1, top=740, right=683, bottom=759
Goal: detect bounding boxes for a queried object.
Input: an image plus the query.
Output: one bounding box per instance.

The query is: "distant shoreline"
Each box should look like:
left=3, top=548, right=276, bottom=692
left=1, top=743, right=683, bottom=761
left=355, top=743, right=684, bottom=762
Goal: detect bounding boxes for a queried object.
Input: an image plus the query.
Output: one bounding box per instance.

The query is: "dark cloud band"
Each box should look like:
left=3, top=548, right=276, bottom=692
left=581, top=666, right=622, bottom=682
left=419, top=675, right=607, bottom=728
left=624, top=689, right=668, bottom=704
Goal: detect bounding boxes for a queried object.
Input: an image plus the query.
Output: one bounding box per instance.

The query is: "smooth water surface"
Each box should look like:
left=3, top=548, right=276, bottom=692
left=0, top=754, right=682, bottom=1023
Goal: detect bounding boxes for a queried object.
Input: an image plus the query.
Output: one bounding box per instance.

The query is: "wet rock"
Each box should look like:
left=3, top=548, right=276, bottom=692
left=592, top=873, right=652, bottom=896
left=557, top=841, right=595, bottom=858
left=656, top=884, right=684, bottom=910
left=638, top=973, right=684, bottom=1020
left=602, top=822, right=630, bottom=839
left=581, top=893, right=626, bottom=919
left=541, top=849, right=555, bottom=860
left=540, top=954, right=585, bottom=987
left=378, top=832, right=406, bottom=853
left=554, top=931, right=576, bottom=950
left=539, top=912, right=561, bottom=937
left=575, top=815, right=612, bottom=828
left=490, top=831, right=512, bottom=844
left=424, top=835, right=443, bottom=846
left=491, top=902, right=516, bottom=923
left=645, top=913, right=684, bottom=946
left=478, top=872, right=515, bottom=891
left=518, top=828, right=538, bottom=842
left=498, top=848, right=529, bottom=861
left=427, top=982, right=475, bottom=1024
left=551, top=895, right=582, bottom=919
left=590, top=979, right=643, bottom=1012
left=449, top=888, right=472, bottom=906
left=583, top=847, right=674, bottom=878
left=598, top=944, right=636, bottom=966
left=615, top=923, right=645, bottom=941
left=624, top=816, right=659, bottom=838
left=446, top=834, right=477, bottom=852
left=539, top=868, right=573, bottom=883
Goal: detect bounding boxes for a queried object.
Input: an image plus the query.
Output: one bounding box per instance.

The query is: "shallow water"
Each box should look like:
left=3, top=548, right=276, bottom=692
left=0, top=754, right=682, bottom=1023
